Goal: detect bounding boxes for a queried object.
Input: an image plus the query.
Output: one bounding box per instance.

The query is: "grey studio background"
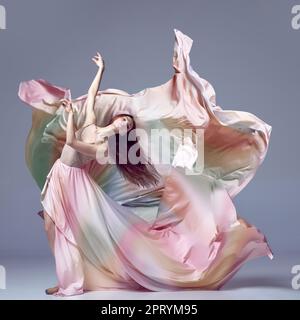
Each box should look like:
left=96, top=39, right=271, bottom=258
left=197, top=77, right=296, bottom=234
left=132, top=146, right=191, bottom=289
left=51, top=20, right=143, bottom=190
left=0, top=0, right=299, bottom=299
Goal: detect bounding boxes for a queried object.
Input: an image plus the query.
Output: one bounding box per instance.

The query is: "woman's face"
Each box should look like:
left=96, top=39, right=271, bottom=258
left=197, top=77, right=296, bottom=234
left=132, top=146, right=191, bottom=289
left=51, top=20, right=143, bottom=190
left=112, top=115, right=134, bottom=134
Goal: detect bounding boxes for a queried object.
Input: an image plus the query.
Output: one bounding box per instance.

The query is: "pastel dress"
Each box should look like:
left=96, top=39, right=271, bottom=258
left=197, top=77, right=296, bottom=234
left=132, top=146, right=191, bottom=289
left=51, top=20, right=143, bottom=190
left=18, top=29, right=273, bottom=296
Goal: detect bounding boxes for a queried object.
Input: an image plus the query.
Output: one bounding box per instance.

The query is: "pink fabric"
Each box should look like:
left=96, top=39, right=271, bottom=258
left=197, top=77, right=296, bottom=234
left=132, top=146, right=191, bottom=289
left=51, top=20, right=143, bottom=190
left=41, top=159, right=272, bottom=295
left=18, top=79, right=71, bottom=114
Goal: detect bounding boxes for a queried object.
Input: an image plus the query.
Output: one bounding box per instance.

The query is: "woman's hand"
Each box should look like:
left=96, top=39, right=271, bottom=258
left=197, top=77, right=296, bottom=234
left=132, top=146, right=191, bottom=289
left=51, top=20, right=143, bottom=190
left=92, top=52, right=105, bottom=70
left=63, top=100, right=73, bottom=113
left=42, top=98, right=72, bottom=109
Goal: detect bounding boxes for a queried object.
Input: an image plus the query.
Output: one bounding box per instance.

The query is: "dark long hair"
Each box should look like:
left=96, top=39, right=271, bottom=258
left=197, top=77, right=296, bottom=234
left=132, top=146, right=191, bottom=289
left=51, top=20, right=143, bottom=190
left=109, top=114, right=161, bottom=188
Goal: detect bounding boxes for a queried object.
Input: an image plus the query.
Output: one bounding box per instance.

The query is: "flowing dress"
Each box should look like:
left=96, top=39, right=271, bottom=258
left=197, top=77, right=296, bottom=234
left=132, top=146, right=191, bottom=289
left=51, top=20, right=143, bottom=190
left=18, top=29, right=273, bottom=296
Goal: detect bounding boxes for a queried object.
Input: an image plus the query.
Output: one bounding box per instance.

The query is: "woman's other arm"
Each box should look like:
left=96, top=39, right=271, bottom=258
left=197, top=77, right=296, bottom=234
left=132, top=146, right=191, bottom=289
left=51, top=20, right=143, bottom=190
left=42, top=98, right=72, bottom=113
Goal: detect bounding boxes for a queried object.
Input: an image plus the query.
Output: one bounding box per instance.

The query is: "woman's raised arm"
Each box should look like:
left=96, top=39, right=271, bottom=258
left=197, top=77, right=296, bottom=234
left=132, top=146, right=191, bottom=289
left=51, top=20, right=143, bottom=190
left=83, top=52, right=105, bottom=126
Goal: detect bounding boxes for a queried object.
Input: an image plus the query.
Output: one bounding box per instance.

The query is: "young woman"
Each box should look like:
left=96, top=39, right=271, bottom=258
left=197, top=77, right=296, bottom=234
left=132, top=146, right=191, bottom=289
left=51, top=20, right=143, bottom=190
left=19, top=29, right=273, bottom=297
left=41, top=52, right=160, bottom=295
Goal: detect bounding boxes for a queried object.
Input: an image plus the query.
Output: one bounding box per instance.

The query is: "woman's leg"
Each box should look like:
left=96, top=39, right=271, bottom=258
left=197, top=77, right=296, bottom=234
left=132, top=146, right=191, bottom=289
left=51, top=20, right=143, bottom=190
left=43, top=210, right=84, bottom=296
left=43, top=211, right=59, bottom=294
left=44, top=211, right=55, bottom=255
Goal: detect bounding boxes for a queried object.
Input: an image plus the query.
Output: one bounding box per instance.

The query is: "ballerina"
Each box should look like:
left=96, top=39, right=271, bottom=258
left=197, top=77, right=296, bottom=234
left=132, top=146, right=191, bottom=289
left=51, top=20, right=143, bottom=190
left=19, top=29, right=273, bottom=296
left=40, top=52, right=161, bottom=295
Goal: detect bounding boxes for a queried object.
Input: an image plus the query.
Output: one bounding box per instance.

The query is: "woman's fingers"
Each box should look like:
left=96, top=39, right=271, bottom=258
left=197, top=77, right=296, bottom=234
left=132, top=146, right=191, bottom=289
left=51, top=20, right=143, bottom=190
left=91, top=52, right=104, bottom=68
left=60, top=99, right=70, bottom=106
left=65, top=103, right=73, bottom=113
left=95, top=52, right=103, bottom=59
left=42, top=98, right=72, bottom=108
left=60, top=99, right=72, bottom=109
